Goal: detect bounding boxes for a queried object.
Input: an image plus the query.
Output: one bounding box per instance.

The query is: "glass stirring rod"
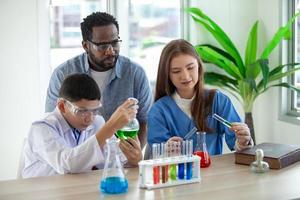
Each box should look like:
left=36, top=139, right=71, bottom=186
left=212, top=113, right=232, bottom=128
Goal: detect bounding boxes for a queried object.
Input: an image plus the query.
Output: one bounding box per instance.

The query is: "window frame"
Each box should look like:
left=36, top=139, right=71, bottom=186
left=279, top=0, right=300, bottom=125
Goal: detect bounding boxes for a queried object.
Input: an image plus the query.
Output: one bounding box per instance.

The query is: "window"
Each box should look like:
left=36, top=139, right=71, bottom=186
left=281, top=0, right=300, bottom=123
left=49, top=0, right=107, bottom=71
left=49, top=0, right=188, bottom=87
left=292, top=0, right=300, bottom=111
left=114, top=0, right=187, bottom=89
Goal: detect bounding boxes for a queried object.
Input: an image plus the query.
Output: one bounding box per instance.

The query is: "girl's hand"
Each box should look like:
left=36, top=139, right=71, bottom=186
left=231, top=122, right=253, bottom=151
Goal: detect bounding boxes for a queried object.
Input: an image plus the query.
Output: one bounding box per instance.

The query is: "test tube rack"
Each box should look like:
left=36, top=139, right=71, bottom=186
left=138, top=155, right=201, bottom=189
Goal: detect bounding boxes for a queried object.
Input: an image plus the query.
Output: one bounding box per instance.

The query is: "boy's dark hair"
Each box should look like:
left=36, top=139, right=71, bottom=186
left=80, top=12, right=119, bottom=41
left=59, top=73, right=100, bottom=102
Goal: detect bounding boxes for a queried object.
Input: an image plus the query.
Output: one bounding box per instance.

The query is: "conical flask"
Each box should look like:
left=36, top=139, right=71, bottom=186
left=193, top=131, right=211, bottom=168
left=100, top=137, right=128, bottom=194
left=116, top=117, right=139, bottom=139
left=116, top=98, right=140, bottom=139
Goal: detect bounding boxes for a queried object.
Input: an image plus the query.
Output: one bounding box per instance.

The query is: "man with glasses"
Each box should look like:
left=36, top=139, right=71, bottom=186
left=45, top=12, right=152, bottom=149
left=23, top=74, right=142, bottom=178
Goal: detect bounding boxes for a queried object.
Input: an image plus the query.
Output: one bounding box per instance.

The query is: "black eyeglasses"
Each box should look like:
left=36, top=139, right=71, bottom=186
left=88, top=38, right=122, bottom=51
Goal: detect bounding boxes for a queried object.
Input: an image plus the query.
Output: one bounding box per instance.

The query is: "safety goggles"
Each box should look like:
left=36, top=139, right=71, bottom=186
left=64, top=99, right=102, bottom=118
left=88, top=38, right=122, bottom=51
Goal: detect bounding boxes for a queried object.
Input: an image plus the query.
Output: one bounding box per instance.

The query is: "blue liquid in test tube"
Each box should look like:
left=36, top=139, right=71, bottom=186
left=178, top=141, right=185, bottom=179
left=186, top=140, right=193, bottom=180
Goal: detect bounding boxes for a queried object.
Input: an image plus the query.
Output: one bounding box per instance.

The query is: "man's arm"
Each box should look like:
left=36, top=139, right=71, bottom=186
left=45, top=71, right=65, bottom=112
left=133, top=66, right=152, bottom=150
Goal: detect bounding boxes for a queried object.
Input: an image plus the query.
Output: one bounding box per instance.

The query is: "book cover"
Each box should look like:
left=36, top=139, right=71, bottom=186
left=234, top=142, right=300, bottom=169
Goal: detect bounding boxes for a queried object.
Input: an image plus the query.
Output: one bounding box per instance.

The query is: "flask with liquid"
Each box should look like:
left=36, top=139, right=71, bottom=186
left=193, top=131, right=211, bottom=168
left=100, top=137, right=128, bottom=194
left=115, top=98, right=139, bottom=139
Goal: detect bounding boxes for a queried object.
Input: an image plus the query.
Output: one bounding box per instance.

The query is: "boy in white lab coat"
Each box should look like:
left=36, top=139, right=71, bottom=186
left=22, top=73, right=142, bottom=178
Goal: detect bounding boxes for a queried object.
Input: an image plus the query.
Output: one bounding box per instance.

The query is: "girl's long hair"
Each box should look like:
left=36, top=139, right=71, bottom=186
left=155, top=39, right=215, bottom=131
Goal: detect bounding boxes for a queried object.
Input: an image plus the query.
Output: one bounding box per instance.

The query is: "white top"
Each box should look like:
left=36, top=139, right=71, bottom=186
left=172, top=91, right=194, bottom=118
left=22, top=108, right=126, bottom=178
left=90, top=68, right=112, bottom=95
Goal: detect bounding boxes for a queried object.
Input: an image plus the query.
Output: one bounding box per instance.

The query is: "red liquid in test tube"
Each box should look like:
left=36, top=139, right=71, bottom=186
left=152, top=143, right=160, bottom=184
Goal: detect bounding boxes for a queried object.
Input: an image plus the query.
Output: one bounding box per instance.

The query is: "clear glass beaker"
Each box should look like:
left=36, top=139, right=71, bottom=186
left=100, top=137, right=128, bottom=194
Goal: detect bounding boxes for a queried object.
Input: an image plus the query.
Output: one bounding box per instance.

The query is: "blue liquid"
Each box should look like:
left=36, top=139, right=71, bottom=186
left=178, top=163, right=185, bottom=179
left=100, top=177, right=128, bottom=194
left=186, top=162, right=193, bottom=180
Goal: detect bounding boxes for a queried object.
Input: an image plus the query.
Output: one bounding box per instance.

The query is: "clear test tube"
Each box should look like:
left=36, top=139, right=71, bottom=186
left=186, top=140, right=193, bottom=180
left=152, top=143, right=160, bottom=184
left=178, top=141, right=185, bottom=179
left=161, top=142, right=169, bottom=183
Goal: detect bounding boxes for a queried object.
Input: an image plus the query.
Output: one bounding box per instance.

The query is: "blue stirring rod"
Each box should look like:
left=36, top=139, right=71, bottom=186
left=212, top=113, right=232, bottom=128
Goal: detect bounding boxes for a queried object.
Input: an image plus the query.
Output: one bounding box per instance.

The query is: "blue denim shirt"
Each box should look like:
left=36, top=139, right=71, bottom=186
left=45, top=53, right=152, bottom=123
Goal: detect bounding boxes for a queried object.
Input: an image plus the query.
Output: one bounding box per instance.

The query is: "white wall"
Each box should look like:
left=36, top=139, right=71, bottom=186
left=0, top=0, right=299, bottom=181
left=0, top=0, right=50, bottom=180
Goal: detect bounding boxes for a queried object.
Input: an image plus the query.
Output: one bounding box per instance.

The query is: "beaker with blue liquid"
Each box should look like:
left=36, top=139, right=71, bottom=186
left=100, top=137, right=128, bottom=194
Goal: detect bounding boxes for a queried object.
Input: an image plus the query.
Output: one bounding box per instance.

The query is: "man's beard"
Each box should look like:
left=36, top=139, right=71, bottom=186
left=88, top=53, right=118, bottom=72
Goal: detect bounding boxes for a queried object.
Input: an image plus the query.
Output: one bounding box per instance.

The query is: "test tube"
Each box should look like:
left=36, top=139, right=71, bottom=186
left=161, top=142, right=169, bottom=183
left=169, top=142, right=177, bottom=180
left=152, top=143, right=160, bottom=184
left=178, top=141, right=185, bottom=179
left=186, top=140, right=193, bottom=180
left=212, top=113, right=232, bottom=128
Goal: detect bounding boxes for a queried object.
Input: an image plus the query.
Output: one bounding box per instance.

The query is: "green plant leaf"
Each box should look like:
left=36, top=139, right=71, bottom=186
left=267, top=82, right=300, bottom=93
left=200, top=44, right=237, bottom=64
left=283, top=29, right=292, bottom=40
left=204, top=72, right=238, bottom=87
left=256, top=63, right=300, bottom=90
left=258, top=59, right=270, bottom=89
left=245, top=21, right=258, bottom=67
left=204, top=72, right=242, bottom=103
left=269, top=66, right=300, bottom=82
left=260, top=12, right=300, bottom=59
left=269, top=62, right=300, bottom=77
left=195, top=45, right=243, bottom=79
left=186, top=7, right=245, bottom=77
left=246, top=60, right=261, bottom=80
left=245, top=78, right=258, bottom=93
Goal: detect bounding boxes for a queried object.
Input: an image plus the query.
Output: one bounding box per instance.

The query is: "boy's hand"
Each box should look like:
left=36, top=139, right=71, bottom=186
left=119, top=137, right=142, bottom=167
left=106, top=98, right=138, bottom=132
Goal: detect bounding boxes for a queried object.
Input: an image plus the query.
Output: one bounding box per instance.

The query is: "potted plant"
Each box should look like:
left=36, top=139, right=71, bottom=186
left=186, top=7, right=300, bottom=144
